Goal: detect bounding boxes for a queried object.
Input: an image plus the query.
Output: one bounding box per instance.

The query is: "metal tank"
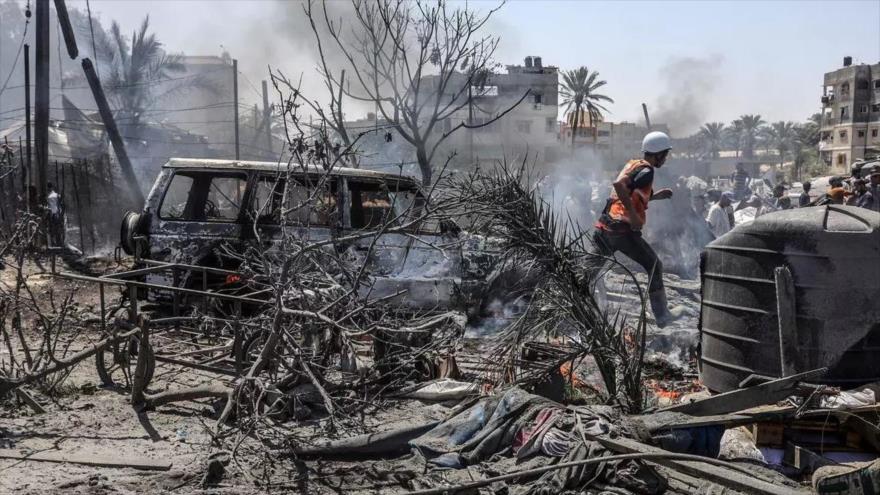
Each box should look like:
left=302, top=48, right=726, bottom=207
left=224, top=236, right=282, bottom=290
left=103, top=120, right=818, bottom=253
left=699, top=205, right=880, bottom=393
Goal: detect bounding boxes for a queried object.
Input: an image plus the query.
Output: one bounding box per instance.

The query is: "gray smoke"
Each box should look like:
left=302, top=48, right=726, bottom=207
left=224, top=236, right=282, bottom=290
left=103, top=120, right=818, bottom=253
left=539, top=147, right=614, bottom=232
left=652, top=55, right=723, bottom=137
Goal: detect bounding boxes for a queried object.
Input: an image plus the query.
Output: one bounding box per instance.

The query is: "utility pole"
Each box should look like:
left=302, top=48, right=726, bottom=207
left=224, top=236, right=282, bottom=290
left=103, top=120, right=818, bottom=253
left=53, top=0, right=79, bottom=59
left=81, top=58, right=145, bottom=207
left=24, top=44, right=32, bottom=193
left=34, top=0, right=50, bottom=204
left=262, top=80, right=271, bottom=157
left=233, top=59, right=240, bottom=160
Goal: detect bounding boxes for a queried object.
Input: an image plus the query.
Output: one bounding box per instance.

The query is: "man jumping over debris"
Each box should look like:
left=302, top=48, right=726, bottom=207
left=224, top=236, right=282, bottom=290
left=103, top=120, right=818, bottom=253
left=594, top=131, right=685, bottom=328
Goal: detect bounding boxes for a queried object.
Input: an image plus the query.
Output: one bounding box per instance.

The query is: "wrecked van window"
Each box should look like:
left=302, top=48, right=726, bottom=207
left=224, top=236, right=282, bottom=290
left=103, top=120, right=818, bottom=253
left=252, top=176, right=336, bottom=226
left=159, top=171, right=247, bottom=222
left=350, top=182, right=395, bottom=229
left=159, top=174, right=194, bottom=219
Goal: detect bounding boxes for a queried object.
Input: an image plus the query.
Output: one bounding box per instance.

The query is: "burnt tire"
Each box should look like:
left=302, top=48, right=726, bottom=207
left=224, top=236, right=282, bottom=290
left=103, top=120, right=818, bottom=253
left=234, top=331, right=280, bottom=379
left=96, top=335, right=155, bottom=388
left=119, top=211, right=143, bottom=256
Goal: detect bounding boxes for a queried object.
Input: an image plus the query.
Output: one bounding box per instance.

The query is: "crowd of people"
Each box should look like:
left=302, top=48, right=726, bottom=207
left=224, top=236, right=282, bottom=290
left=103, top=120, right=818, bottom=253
left=698, top=161, right=880, bottom=239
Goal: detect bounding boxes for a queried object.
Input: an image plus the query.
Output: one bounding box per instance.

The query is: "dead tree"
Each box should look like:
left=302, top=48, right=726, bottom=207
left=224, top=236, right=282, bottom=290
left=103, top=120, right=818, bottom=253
left=307, top=0, right=526, bottom=185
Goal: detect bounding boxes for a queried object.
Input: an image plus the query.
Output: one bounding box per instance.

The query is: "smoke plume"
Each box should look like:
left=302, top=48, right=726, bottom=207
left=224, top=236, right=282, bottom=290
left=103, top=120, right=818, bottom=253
left=652, top=55, right=723, bottom=137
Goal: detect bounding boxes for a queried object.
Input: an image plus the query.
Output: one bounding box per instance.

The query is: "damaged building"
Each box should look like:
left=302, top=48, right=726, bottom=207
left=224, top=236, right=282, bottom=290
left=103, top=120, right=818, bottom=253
left=819, top=57, right=880, bottom=171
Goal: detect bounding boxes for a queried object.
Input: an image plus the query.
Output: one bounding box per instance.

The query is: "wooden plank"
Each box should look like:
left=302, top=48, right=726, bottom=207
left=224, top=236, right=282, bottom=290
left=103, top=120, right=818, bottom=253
left=661, top=368, right=827, bottom=417
left=588, top=436, right=806, bottom=495
left=13, top=388, right=46, bottom=414
left=775, top=267, right=798, bottom=376
left=0, top=450, right=172, bottom=471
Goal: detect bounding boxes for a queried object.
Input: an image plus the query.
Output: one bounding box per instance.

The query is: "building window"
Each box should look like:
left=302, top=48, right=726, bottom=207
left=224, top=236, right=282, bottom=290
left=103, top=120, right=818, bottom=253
left=859, top=105, right=869, bottom=113
left=840, top=83, right=850, bottom=96
left=837, top=153, right=847, bottom=165
left=875, top=80, right=880, bottom=89
left=533, top=93, right=543, bottom=105
left=872, top=104, right=880, bottom=112
left=516, top=120, right=531, bottom=134
left=841, top=106, right=850, bottom=119
left=839, top=130, right=848, bottom=143
left=545, top=117, right=555, bottom=133
left=858, top=130, right=865, bottom=138
left=872, top=129, right=879, bottom=138
left=597, top=130, right=610, bottom=137
left=857, top=80, right=869, bottom=90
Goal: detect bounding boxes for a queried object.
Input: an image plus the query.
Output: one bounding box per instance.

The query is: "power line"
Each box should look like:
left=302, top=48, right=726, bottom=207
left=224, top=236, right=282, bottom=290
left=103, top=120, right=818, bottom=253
left=0, top=7, right=30, bottom=98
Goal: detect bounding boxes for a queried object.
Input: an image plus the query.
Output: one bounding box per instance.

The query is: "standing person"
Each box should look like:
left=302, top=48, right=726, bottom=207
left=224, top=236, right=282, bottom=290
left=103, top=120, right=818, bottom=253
left=594, top=131, right=685, bottom=327
left=847, top=179, right=867, bottom=206
left=799, top=181, right=812, bottom=207
left=46, top=182, right=64, bottom=248
left=731, top=163, right=751, bottom=200
left=706, top=191, right=734, bottom=238
left=857, top=165, right=880, bottom=212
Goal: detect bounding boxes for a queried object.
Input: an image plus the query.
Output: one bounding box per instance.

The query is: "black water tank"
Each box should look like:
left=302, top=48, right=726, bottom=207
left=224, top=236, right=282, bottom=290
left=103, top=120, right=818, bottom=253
left=699, top=206, right=880, bottom=392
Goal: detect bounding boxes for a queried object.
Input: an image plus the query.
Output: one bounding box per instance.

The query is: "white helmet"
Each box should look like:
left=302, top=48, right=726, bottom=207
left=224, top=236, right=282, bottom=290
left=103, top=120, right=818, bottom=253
left=642, top=131, right=672, bottom=153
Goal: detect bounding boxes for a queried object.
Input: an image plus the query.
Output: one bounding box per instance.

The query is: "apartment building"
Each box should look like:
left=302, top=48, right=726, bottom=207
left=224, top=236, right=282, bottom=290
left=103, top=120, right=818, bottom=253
left=819, top=57, right=880, bottom=172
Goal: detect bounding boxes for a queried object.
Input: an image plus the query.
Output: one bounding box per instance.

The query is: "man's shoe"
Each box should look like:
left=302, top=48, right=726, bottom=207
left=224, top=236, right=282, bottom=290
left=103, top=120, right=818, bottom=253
left=649, top=289, right=686, bottom=328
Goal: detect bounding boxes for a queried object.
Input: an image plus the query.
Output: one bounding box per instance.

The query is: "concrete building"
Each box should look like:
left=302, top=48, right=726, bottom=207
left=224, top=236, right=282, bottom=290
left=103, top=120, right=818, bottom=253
left=428, top=56, right=560, bottom=169
left=558, top=116, right=670, bottom=172
left=819, top=57, right=880, bottom=172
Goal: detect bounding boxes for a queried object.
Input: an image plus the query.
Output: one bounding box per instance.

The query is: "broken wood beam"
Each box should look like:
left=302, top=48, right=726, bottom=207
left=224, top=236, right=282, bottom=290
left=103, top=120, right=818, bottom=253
left=662, top=368, right=827, bottom=417
left=589, top=435, right=805, bottom=495
left=0, top=450, right=171, bottom=471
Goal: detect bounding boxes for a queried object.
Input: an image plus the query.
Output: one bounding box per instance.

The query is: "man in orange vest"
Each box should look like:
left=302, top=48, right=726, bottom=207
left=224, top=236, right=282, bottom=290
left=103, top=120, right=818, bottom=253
left=594, top=131, right=685, bottom=327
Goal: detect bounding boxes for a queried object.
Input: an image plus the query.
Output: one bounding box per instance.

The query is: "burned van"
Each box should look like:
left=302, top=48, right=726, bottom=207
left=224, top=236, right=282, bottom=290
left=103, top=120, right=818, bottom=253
left=120, top=158, right=500, bottom=311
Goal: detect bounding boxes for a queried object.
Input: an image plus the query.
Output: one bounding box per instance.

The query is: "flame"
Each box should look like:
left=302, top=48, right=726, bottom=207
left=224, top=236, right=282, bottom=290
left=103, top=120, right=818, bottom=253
left=560, top=362, right=585, bottom=388
left=645, top=378, right=701, bottom=402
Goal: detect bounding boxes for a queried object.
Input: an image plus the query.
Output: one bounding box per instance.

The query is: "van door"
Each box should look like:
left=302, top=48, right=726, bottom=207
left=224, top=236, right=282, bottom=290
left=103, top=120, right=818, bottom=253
left=344, top=178, right=463, bottom=310
left=150, top=169, right=248, bottom=272
left=247, top=173, right=338, bottom=252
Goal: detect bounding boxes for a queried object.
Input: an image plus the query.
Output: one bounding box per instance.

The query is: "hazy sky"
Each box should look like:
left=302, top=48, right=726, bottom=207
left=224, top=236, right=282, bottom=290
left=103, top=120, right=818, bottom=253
left=68, top=0, right=880, bottom=135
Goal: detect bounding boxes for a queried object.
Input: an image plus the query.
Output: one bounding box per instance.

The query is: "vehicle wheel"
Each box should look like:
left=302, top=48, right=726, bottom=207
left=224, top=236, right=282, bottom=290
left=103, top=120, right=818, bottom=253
left=119, top=211, right=142, bottom=256
left=96, top=335, right=155, bottom=388
left=234, top=331, right=281, bottom=379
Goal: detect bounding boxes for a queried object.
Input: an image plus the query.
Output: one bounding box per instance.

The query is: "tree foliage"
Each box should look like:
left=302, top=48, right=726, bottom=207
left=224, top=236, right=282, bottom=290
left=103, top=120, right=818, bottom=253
left=559, top=67, right=613, bottom=150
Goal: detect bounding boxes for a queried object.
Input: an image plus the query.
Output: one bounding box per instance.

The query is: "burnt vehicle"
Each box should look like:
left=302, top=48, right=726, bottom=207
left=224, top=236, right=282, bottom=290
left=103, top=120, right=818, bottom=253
left=120, top=158, right=503, bottom=312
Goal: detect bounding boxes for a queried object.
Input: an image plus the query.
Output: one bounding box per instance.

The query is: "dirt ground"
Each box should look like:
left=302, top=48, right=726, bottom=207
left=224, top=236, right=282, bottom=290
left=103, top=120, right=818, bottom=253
left=0, top=255, right=703, bottom=494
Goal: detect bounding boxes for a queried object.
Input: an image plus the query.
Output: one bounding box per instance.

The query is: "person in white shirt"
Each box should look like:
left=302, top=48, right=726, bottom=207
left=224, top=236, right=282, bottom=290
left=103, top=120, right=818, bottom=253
left=46, top=182, right=64, bottom=247
left=706, top=191, right=734, bottom=238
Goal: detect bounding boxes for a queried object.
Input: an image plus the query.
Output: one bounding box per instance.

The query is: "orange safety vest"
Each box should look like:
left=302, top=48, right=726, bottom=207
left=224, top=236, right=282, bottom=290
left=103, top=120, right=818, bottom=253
left=596, top=159, right=654, bottom=230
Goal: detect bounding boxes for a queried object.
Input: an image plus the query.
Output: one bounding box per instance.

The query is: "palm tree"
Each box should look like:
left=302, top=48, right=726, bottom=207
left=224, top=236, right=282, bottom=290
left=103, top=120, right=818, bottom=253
left=699, top=122, right=725, bottom=158
left=766, top=121, right=797, bottom=167
left=725, top=119, right=744, bottom=157
left=101, top=16, right=216, bottom=127
left=793, top=119, right=820, bottom=179
left=739, top=114, right=766, bottom=159
left=559, top=67, right=613, bottom=151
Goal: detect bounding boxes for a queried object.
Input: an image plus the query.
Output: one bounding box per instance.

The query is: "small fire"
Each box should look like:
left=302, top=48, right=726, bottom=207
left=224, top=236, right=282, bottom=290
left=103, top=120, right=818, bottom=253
left=645, top=378, right=702, bottom=403
left=560, top=362, right=585, bottom=388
